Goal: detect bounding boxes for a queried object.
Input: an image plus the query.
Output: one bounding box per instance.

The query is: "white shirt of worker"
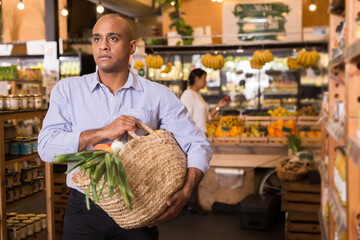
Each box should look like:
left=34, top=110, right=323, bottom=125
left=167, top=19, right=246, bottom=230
left=38, top=70, right=212, bottom=192
left=180, top=89, right=209, bottom=133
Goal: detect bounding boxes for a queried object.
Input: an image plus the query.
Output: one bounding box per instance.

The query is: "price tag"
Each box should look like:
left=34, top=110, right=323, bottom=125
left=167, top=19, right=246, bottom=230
left=301, top=126, right=311, bottom=132
left=221, top=126, right=231, bottom=132
left=298, top=153, right=313, bottom=161
left=282, top=126, right=292, bottom=133
left=259, top=127, right=267, bottom=132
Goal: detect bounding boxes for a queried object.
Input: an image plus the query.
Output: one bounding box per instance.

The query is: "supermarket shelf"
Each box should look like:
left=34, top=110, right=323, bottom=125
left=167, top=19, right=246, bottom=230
left=345, top=39, right=360, bottom=61
left=328, top=54, right=345, bottom=69
left=318, top=211, right=328, bottom=240
left=26, top=229, right=46, bottom=240
left=5, top=153, right=40, bottom=165
left=0, top=109, right=47, bottom=120
left=345, top=136, right=360, bottom=171
left=7, top=191, right=45, bottom=209
left=328, top=187, right=347, bottom=237
left=5, top=80, right=42, bottom=84
left=325, top=118, right=344, bottom=143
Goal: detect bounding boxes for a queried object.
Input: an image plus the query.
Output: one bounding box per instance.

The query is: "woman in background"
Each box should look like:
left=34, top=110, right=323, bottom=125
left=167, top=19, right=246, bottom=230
left=180, top=68, right=230, bottom=214
left=180, top=68, right=229, bottom=133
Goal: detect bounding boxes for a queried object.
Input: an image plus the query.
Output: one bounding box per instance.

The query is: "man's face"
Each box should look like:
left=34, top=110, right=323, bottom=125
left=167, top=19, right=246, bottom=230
left=92, top=16, right=136, bottom=73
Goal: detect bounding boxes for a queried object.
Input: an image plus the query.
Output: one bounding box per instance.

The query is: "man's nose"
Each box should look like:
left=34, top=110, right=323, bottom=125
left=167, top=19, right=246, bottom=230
left=99, top=40, right=109, bottom=50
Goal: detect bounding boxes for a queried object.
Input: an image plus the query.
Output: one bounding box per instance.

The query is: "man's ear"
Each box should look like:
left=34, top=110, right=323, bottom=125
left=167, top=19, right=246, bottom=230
left=129, top=40, right=136, bottom=55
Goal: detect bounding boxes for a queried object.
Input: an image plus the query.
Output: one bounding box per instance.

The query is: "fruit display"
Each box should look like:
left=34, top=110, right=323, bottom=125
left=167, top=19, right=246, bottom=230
left=297, top=105, right=318, bottom=116
left=250, top=49, right=274, bottom=69
left=299, top=130, right=322, bottom=138
left=134, top=61, right=144, bottom=70
left=201, top=53, right=225, bottom=70
left=267, top=119, right=296, bottom=138
left=160, top=62, right=173, bottom=73
left=145, top=54, right=164, bottom=69
left=295, top=50, right=320, bottom=68
left=206, top=122, right=217, bottom=137
left=212, top=116, right=242, bottom=137
left=241, top=121, right=267, bottom=138
left=267, top=107, right=297, bottom=117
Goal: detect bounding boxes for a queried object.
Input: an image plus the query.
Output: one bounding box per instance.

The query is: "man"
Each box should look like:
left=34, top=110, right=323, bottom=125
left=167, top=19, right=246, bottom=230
left=38, top=14, right=212, bottom=239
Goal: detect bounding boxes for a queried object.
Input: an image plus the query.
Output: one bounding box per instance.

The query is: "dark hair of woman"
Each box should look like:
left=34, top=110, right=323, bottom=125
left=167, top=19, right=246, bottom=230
left=188, top=68, right=207, bottom=86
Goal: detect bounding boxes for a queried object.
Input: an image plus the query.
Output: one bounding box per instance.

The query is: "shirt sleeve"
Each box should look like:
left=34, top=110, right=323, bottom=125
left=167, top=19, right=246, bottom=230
left=37, top=82, right=81, bottom=163
left=159, top=87, right=212, bottom=174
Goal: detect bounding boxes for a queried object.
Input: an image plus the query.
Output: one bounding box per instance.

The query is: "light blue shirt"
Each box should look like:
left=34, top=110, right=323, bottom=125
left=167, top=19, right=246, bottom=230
left=38, top=70, right=212, bottom=191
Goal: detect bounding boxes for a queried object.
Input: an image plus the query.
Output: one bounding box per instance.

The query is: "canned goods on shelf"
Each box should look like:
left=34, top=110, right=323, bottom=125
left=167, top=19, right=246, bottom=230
left=36, top=214, right=47, bottom=229
left=33, top=94, right=42, bottom=109
left=5, top=171, right=14, bottom=188
left=7, top=95, right=20, bottom=110
left=7, top=225, right=21, bottom=240
left=22, top=219, right=34, bottom=236
left=20, top=139, right=32, bottom=155
left=30, top=137, right=38, bottom=153
left=18, top=95, right=29, bottom=110
left=0, top=95, right=5, bottom=110
left=29, top=217, right=41, bottom=233
left=21, top=168, right=32, bottom=182
left=10, top=141, right=20, bottom=155
left=19, top=184, right=26, bottom=198
left=27, top=95, right=35, bottom=109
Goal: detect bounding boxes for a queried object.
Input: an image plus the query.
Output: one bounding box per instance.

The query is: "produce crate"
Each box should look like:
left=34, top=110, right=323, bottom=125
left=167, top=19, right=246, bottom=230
left=268, top=137, right=287, bottom=145
left=297, top=116, right=320, bottom=128
left=241, top=136, right=268, bottom=143
left=270, top=116, right=297, bottom=122
left=300, top=137, right=321, bottom=147
left=281, top=181, right=321, bottom=212
left=285, top=211, right=321, bottom=240
left=245, top=116, right=271, bottom=126
left=210, top=136, right=241, bottom=143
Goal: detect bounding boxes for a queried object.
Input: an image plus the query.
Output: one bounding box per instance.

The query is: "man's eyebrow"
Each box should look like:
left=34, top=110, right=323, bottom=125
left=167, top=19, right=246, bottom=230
left=92, top=33, right=121, bottom=37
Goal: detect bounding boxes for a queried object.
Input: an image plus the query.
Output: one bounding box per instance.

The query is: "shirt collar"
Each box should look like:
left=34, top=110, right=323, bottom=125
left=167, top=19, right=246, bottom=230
left=90, top=69, right=143, bottom=92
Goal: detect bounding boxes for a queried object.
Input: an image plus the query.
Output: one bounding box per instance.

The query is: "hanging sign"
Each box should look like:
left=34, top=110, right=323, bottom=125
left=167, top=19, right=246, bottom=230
left=0, top=44, right=13, bottom=56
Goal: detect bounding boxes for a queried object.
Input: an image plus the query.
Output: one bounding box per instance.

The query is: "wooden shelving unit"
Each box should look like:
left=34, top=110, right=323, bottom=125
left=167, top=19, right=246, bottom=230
left=322, top=0, right=360, bottom=239
left=0, top=109, right=55, bottom=240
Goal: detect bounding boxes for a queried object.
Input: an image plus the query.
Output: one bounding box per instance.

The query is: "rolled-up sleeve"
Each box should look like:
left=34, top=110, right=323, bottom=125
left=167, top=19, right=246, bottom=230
left=38, top=82, right=81, bottom=162
left=159, top=87, right=212, bottom=174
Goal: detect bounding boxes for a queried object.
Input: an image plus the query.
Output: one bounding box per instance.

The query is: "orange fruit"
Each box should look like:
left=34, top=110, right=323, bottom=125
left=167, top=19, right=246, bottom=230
left=93, top=144, right=112, bottom=152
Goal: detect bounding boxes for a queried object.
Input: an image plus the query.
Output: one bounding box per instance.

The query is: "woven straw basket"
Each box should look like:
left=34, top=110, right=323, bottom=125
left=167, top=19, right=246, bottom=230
left=71, top=122, right=187, bottom=229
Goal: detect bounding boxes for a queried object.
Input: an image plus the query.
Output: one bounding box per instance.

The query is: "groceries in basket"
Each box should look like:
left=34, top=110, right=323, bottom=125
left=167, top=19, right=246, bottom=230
left=54, top=122, right=187, bottom=229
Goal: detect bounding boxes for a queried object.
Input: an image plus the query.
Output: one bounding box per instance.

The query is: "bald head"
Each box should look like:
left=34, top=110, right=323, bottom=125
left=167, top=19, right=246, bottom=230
left=93, top=14, right=134, bottom=41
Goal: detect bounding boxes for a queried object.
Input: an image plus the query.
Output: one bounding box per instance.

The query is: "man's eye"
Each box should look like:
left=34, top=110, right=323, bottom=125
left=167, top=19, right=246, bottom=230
left=109, top=37, right=117, bottom=41
left=93, top=37, right=101, bottom=42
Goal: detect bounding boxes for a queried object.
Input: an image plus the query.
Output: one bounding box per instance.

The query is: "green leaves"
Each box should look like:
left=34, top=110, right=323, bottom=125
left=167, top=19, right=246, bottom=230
left=55, top=150, right=133, bottom=211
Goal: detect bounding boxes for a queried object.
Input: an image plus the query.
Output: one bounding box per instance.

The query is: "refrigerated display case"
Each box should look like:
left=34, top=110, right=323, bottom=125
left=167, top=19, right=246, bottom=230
left=145, top=45, right=328, bottom=112
left=0, top=52, right=96, bottom=94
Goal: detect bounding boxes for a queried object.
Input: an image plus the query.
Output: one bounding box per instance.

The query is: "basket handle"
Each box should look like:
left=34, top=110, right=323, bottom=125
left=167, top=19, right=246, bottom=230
left=127, top=121, right=155, bottom=139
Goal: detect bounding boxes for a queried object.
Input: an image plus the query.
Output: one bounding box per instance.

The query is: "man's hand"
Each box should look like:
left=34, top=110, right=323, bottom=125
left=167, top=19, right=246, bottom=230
left=148, top=167, right=204, bottom=228
left=78, top=115, right=139, bottom=151
left=101, top=115, right=139, bottom=140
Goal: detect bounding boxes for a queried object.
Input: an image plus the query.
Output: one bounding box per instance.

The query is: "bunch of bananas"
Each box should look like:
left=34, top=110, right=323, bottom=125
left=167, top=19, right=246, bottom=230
left=201, top=53, right=225, bottom=70
left=145, top=54, right=164, bottom=69
left=250, top=50, right=274, bottom=69
left=287, top=58, right=302, bottom=69
left=134, top=61, right=144, bottom=70
left=160, top=62, right=173, bottom=73
left=219, top=116, right=241, bottom=128
left=296, top=50, right=320, bottom=68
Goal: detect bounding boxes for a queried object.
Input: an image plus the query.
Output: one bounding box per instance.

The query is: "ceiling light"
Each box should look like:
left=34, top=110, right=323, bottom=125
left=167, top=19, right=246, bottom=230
left=170, top=1, right=176, bottom=6
left=17, top=0, right=24, bottom=10
left=97, top=3, right=105, bottom=14
left=61, top=7, right=69, bottom=16
left=309, top=1, right=317, bottom=12
left=216, top=0, right=223, bottom=2
left=211, top=0, right=216, bottom=2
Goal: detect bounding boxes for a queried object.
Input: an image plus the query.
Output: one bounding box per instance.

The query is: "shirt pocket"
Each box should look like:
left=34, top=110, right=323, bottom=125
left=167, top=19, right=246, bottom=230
left=123, top=108, right=155, bottom=131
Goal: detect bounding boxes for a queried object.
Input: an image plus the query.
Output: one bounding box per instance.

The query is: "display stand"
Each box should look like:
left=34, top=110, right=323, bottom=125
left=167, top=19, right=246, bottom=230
left=0, top=109, right=55, bottom=240
left=322, top=0, right=360, bottom=239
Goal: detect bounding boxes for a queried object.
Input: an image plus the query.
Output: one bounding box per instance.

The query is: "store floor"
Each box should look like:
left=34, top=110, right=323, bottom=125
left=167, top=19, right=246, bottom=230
left=10, top=196, right=284, bottom=240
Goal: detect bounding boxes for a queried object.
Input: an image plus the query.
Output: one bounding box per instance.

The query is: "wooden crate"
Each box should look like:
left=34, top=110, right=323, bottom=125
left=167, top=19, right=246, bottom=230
left=281, top=181, right=321, bottom=213
left=245, top=116, right=271, bottom=126
left=285, top=211, right=321, bottom=240
left=241, top=136, right=268, bottom=143
left=210, top=136, right=241, bottom=144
